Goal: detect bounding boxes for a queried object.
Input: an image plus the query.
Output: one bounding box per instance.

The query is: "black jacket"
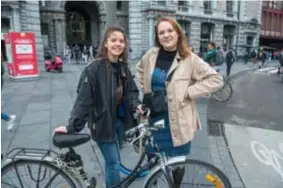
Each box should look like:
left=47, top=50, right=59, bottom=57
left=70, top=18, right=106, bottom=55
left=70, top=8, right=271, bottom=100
left=67, top=59, right=140, bottom=142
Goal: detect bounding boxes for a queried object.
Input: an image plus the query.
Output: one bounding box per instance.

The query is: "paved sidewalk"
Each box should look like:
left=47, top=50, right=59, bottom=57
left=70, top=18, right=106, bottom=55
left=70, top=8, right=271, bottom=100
left=1, top=61, right=255, bottom=187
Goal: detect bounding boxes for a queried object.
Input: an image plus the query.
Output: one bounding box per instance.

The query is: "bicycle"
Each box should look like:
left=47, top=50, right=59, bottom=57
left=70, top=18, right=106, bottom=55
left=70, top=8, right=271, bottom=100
left=1, top=109, right=232, bottom=188
left=211, top=76, right=233, bottom=102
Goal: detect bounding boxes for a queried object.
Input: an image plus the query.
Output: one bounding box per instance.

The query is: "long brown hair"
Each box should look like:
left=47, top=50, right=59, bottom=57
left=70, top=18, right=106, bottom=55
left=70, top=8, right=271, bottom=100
left=96, top=25, right=129, bottom=62
left=155, top=17, right=191, bottom=59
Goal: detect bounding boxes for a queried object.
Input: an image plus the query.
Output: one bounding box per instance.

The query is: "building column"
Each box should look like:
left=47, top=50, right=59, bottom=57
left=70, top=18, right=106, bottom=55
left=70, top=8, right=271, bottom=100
left=214, top=23, right=224, bottom=48
left=99, top=14, right=107, bottom=41
left=10, top=6, right=20, bottom=32
left=129, top=0, right=143, bottom=59
left=105, top=1, right=117, bottom=27
left=148, top=16, right=155, bottom=48
left=190, top=20, right=201, bottom=54
left=53, top=12, right=66, bottom=55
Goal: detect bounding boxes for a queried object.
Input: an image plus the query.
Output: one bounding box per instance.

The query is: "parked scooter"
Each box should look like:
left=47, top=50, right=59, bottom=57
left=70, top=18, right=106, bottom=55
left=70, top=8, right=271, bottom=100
left=44, top=54, right=63, bottom=73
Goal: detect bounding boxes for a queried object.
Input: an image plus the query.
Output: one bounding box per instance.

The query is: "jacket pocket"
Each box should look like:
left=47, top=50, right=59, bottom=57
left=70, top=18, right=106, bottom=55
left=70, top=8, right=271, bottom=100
left=93, top=107, right=106, bottom=124
left=173, top=78, right=191, bottom=102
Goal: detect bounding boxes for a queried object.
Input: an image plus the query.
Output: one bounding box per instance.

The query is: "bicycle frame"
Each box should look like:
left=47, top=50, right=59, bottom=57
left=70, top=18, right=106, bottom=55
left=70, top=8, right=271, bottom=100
left=115, top=116, right=186, bottom=188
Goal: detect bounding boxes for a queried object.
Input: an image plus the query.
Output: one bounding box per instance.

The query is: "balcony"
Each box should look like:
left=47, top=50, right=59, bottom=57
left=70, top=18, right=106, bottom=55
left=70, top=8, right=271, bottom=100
left=226, top=11, right=234, bottom=17
left=204, top=8, right=213, bottom=15
left=177, top=5, right=189, bottom=13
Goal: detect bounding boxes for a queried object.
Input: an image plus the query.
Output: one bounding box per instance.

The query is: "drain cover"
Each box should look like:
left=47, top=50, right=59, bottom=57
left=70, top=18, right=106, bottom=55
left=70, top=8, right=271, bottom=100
left=207, top=120, right=224, bottom=137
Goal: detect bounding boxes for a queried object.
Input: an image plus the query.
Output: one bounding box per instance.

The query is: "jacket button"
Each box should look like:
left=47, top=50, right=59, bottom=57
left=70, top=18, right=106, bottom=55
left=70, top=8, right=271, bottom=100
left=169, top=99, right=172, bottom=102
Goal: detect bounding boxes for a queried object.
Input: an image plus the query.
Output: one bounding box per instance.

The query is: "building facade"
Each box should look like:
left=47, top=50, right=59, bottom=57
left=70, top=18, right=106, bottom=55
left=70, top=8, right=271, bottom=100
left=260, top=0, right=283, bottom=49
left=1, top=0, right=263, bottom=62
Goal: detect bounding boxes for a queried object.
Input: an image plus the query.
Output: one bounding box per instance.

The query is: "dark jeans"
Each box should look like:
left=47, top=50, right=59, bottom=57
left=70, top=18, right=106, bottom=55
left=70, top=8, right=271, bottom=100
left=96, top=120, right=122, bottom=188
left=226, top=61, right=233, bottom=77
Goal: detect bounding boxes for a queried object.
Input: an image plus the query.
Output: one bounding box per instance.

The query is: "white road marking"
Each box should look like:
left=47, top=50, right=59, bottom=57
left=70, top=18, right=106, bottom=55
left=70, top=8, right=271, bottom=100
left=250, top=141, right=283, bottom=181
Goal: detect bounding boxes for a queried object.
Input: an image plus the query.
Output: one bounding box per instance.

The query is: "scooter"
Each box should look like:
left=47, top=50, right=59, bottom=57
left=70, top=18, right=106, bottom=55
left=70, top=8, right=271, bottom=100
left=45, top=55, right=63, bottom=73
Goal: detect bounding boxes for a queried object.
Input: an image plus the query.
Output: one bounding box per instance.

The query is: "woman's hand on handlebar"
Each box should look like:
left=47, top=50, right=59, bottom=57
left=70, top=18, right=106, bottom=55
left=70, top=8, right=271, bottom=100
left=136, top=104, right=149, bottom=116
left=54, top=126, right=68, bottom=133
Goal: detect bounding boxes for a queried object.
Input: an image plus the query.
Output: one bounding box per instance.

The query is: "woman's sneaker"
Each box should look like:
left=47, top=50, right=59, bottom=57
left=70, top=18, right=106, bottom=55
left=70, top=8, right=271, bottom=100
left=7, top=115, right=16, bottom=131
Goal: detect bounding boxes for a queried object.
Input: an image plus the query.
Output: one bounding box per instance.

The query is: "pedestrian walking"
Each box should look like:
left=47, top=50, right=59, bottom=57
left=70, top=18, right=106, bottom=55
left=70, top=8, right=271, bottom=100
left=64, top=45, right=71, bottom=64
left=54, top=25, right=141, bottom=188
left=88, top=45, right=93, bottom=62
left=225, top=48, right=236, bottom=77
left=1, top=54, right=16, bottom=131
left=82, top=45, right=88, bottom=63
left=136, top=16, right=223, bottom=187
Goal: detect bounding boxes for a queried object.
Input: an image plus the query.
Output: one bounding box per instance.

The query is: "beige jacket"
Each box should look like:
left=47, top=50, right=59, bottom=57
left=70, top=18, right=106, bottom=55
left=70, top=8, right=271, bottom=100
left=136, top=47, right=224, bottom=146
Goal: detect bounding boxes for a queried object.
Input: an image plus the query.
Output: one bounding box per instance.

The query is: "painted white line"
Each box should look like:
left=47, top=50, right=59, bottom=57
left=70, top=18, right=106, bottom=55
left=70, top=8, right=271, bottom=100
left=267, top=69, right=279, bottom=74
left=250, top=141, right=283, bottom=181
left=256, top=67, right=276, bottom=72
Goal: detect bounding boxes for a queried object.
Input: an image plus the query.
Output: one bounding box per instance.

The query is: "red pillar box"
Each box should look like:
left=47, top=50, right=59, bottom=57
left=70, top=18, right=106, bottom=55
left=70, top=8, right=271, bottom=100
left=4, top=32, right=39, bottom=80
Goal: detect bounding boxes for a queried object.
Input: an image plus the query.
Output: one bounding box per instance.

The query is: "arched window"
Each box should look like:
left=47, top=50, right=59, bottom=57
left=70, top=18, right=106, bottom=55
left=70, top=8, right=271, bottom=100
left=66, top=11, right=86, bottom=42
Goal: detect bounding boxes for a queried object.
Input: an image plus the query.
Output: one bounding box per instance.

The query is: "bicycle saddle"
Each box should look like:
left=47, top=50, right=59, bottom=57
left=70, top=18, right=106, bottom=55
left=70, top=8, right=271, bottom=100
left=53, top=133, right=90, bottom=148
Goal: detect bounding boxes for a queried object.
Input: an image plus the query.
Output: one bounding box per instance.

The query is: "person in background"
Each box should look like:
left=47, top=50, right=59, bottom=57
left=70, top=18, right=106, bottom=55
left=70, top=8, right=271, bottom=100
left=54, top=25, right=141, bottom=188
left=136, top=16, right=223, bottom=187
left=1, top=53, right=16, bottom=131
left=64, top=45, right=71, bottom=64
left=225, top=48, right=236, bottom=77
left=82, top=45, right=88, bottom=63
left=204, top=41, right=216, bottom=66
left=88, top=45, right=93, bottom=62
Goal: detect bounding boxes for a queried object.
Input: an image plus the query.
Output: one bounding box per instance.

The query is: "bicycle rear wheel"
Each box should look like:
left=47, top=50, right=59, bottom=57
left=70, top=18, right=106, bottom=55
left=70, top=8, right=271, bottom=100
left=144, top=159, right=231, bottom=188
left=1, top=159, right=76, bottom=188
left=212, top=81, right=233, bottom=102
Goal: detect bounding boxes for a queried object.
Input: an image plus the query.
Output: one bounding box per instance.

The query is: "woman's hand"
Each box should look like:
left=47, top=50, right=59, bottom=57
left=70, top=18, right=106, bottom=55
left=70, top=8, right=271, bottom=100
left=54, top=126, right=68, bottom=133
left=136, top=104, right=144, bottom=114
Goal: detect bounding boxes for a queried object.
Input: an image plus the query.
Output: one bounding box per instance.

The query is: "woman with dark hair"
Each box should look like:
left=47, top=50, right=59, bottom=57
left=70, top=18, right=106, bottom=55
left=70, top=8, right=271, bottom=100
left=136, top=17, right=223, bottom=187
left=54, top=25, right=141, bottom=187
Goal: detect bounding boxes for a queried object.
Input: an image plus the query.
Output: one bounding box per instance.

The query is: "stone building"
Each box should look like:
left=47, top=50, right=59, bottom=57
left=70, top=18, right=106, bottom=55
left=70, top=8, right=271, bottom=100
left=1, top=0, right=263, bottom=62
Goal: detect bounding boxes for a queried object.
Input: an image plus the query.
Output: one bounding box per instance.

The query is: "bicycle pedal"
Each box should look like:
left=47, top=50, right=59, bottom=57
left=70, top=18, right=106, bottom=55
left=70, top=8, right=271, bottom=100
left=87, top=177, right=97, bottom=188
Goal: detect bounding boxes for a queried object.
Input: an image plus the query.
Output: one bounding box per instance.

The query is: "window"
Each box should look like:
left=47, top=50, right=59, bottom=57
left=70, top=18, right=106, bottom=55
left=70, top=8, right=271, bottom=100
left=66, top=11, right=86, bottom=41
left=226, top=1, right=233, bottom=17
left=203, top=1, right=212, bottom=14
left=117, top=1, right=122, bottom=11
left=178, top=0, right=188, bottom=12
left=157, top=1, right=166, bottom=6
left=40, top=23, right=48, bottom=35
left=178, top=1, right=186, bottom=6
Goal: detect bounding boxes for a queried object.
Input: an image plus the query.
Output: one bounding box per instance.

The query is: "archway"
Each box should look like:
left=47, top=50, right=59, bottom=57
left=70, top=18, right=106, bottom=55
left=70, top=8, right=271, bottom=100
left=64, top=1, right=102, bottom=47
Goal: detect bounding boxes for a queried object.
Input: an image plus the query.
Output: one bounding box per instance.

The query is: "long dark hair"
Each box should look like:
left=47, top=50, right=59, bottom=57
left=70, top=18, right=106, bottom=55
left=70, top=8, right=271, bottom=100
left=96, top=25, right=129, bottom=62
left=155, top=17, right=191, bottom=59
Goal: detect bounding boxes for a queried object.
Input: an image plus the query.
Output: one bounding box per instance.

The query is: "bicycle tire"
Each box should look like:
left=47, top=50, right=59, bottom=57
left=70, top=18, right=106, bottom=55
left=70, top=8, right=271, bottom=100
left=212, top=81, right=233, bottom=102
left=1, top=159, right=76, bottom=188
left=144, top=159, right=231, bottom=188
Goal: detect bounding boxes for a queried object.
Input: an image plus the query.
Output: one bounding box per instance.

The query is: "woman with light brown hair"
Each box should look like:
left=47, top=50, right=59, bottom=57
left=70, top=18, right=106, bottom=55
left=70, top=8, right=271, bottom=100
left=136, top=17, right=224, bottom=186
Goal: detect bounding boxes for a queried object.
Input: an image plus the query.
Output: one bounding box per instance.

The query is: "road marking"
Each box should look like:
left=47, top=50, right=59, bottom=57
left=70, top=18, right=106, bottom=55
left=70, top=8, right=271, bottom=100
left=254, top=67, right=278, bottom=75
left=250, top=141, right=283, bottom=181
left=256, top=67, right=275, bottom=72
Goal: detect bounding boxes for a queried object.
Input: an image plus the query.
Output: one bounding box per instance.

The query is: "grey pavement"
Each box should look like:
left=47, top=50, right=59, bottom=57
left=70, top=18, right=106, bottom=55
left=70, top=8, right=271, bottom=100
left=207, top=62, right=283, bottom=188
left=1, top=59, right=260, bottom=187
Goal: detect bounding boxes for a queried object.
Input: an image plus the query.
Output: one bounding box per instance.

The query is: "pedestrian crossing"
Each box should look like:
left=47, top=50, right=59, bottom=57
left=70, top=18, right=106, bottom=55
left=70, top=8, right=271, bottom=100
left=254, top=67, right=279, bottom=75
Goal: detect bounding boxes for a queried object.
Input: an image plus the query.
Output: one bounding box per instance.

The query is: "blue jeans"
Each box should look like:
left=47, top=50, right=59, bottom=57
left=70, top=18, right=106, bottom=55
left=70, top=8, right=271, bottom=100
left=96, top=120, right=122, bottom=188
left=1, top=113, right=10, bottom=121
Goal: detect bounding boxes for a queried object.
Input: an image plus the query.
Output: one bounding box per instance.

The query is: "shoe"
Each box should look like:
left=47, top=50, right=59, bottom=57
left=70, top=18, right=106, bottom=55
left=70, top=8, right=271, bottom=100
left=7, top=115, right=16, bottom=131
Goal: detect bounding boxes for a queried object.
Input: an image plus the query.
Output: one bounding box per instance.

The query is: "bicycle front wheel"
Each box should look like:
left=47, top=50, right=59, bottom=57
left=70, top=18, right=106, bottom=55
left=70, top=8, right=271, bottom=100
left=212, top=81, right=233, bottom=102
left=1, top=159, right=76, bottom=188
left=144, top=159, right=231, bottom=188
